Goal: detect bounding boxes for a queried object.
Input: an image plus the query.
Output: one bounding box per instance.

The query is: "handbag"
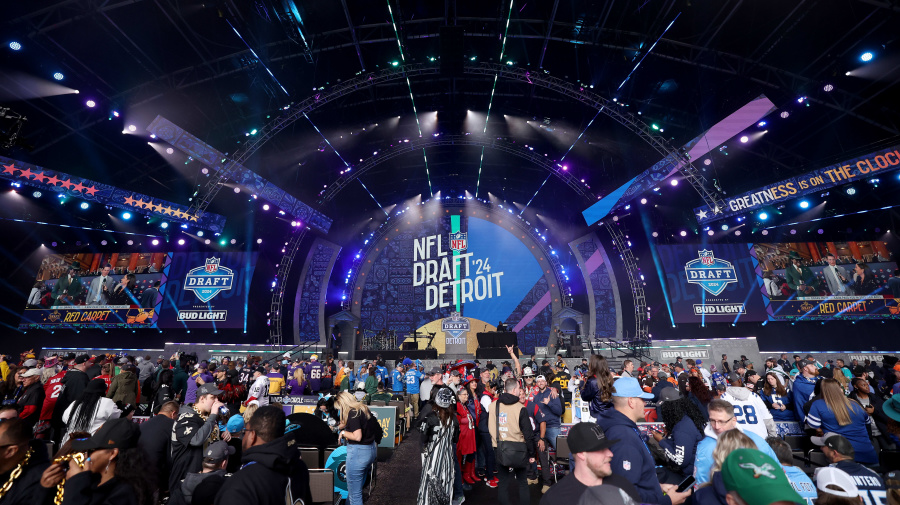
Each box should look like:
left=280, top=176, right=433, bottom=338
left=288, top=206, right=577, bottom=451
left=493, top=403, right=528, bottom=468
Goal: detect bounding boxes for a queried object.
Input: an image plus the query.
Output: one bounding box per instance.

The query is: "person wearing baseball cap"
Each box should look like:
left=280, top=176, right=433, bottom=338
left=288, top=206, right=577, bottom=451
left=813, top=432, right=885, bottom=501
left=16, top=368, right=45, bottom=433
left=695, top=448, right=804, bottom=505
left=540, top=422, right=639, bottom=505
left=790, top=358, right=820, bottom=423
left=170, top=440, right=235, bottom=505
left=51, top=353, right=93, bottom=446
left=40, top=418, right=148, bottom=504
left=815, top=467, right=861, bottom=502
left=169, top=382, right=226, bottom=489
left=596, top=377, right=690, bottom=505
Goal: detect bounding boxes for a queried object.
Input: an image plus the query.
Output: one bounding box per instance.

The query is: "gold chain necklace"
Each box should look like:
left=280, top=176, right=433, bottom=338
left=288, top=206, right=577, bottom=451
left=51, top=452, right=87, bottom=505
left=191, top=405, right=219, bottom=442
left=0, top=447, right=33, bottom=499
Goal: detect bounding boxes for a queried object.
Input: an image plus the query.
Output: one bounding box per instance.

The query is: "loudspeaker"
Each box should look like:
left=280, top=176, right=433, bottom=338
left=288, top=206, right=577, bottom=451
left=401, top=341, right=418, bottom=351
left=440, top=26, right=464, bottom=76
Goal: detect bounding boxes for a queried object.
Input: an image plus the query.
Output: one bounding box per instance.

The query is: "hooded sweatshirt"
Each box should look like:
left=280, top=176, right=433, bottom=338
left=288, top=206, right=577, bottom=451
left=596, top=408, right=671, bottom=505
left=693, top=470, right=728, bottom=505
left=693, top=423, right=779, bottom=489
left=656, top=415, right=704, bottom=475
left=214, top=435, right=311, bottom=505
left=720, top=386, right=774, bottom=439
left=790, top=374, right=819, bottom=423
left=107, top=370, right=139, bottom=405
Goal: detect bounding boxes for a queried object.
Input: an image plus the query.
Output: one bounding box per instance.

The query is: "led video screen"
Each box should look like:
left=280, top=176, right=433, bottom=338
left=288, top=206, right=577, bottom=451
left=659, top=240, right=898, bottom=323
left=21, top=251, right=257, bottom=329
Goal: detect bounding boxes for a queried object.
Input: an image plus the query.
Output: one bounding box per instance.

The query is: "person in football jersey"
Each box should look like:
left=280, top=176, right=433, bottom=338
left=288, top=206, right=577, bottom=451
left=759, top=372, right=794, bottom=422
left=719, top=377, right=775, bottom=438
left=34, top=362, right=68, bottom=440
left=304, top=355, right=325, bottom=393
left=813, top=433, right=886, bottom=503
left=265, top=362, right=285, bottom=395
left=244, top=369, right=270, bottom=407
left=806, top=379, right=878, bottom=465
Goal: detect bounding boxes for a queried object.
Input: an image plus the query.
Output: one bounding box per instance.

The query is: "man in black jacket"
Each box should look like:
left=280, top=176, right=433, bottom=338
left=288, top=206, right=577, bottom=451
left=488, top=378, right=536, bottom=505
left=0, top=418, right=51, bottom=505
left=170, top=383, right=226, bottom=489
left=139, top=400, right=179, bottom=493
left=214, top=406, right=311, bottom=505
left=50, top=353, right=91, bottom=445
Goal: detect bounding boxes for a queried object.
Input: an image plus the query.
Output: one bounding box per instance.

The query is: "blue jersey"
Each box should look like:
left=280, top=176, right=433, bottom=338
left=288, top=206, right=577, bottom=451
left=405, top=369, right=422, bottom=394
left=806, top=399, right=877, bottom=465
left=376, top=365, right=389, bottom=385
left=782, top=465, right=816, bottom=505
left=391, top=369, right=405, bottom=392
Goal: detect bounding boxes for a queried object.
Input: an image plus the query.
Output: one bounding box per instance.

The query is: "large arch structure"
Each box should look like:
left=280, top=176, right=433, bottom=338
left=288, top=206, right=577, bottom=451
left=261, top=62, right=726, bottom=347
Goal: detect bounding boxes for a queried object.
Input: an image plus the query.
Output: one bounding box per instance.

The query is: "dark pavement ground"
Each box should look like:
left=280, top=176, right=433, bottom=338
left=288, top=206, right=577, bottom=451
left=367, top=429, right=547, bottom=505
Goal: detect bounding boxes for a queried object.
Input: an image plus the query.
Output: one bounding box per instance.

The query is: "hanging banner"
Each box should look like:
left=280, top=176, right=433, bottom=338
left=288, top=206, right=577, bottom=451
left=693, top=144, right=900, bottom=224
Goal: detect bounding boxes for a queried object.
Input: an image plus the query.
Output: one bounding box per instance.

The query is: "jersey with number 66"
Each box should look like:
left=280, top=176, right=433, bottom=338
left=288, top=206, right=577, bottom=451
left=40, top=370, right=67, bottom=421
left=721, top=387, right=773, bottom=440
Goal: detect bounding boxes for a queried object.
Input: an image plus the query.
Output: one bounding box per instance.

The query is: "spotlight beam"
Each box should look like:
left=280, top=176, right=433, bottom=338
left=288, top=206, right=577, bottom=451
left=483, top=0, right=515, bottom=133
left=616, top=12, right=680, bottom=92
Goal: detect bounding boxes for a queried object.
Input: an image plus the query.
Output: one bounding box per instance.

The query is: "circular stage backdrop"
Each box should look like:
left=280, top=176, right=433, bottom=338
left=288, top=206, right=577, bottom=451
left=351, top=205, right=564, bottom=354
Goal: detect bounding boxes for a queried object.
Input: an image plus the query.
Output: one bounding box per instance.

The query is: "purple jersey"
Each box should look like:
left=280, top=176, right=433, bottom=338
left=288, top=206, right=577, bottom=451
left=304, top=360, right=325, bottom=392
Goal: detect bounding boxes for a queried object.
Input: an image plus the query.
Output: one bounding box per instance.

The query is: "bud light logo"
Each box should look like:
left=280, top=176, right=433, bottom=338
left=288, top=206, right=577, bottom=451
left=449, top=231, right=468, bottom=252
left=685, top=250, right=737, bottom=296
left=184, top=258, right=234, bottom=302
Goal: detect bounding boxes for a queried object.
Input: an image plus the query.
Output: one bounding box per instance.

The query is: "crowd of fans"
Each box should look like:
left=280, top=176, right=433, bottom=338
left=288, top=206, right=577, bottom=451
left=1, top=347, right=899, bottom=505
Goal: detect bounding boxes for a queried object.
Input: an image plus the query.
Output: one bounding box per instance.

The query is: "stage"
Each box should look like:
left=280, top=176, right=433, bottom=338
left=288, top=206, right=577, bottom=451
left=354, top=349, right=438, bottom=361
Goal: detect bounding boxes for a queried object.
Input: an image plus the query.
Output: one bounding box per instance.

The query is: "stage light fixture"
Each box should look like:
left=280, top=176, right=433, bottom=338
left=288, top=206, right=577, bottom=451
left=640, top=198, right=647, bottom=204
left=33, top=191, right=41, bottom=198
left=160, top=222, right=168, bottom=229
left=230, top=239, right=236, bottom=244
left=790, top=229, right=797, bottom=235
left=780, top=111, right=790, bottom=119
left=51, top=241, right=57, bottom=247
left=53, top=72, right=64, bottom=81
left=721, top=224, right=729, bottom=231
left=127, top=240, right=133, bottom=245
left=205, top=239, right=211, bottom=245
left=735, top=230, right=741, bottom=236
left=652, top=232, right=658, bottom=237
left=9, top=41, right=22, bottom=51
left=761, top=230, right=769, bottom=236
left=166, top=148, right=174, bottom=155
left=758, top=212, right=768, bottom=221
left=740, top=136, right=749, bottom=143
left=680, top=231, right=687, bottom=237
left=708, top=230, right=714, bottom=236
left=197, top=231, right=204, bottom=237
left=262, top=204, right=270, bottom=211
left=122, top=212, right=131, bottom=220
left=758, top=121, right=767, bottom=127
left=101, top=240, right=107, bottom=245
left=823, top=84, right=834, bottom=92
left=80, top=202, right=89, bottom=210
left=128, top=125, right=137, bottom=132
left=670, top=179, right=678, bottom=186
left=250, top=129, right=258, bottom=135
left=799, top=200, right=810, bottom=209
left=390, top=61, right=399, bottom=67
left=257, top=238, right=262, bottom=244
left=818, top=229, right=824, bottom=234
left=177, top=239, right=185, bottom=245
left=86, top=100, right=96, bottom=108
left=860, top=51, right=873, bottom=62
left=703, top=159, right=712, bottom=166
left=846, top=187, right=856, bottom=195
left=651, top=124, right=660, bottom=130
left=152, top=239, right=159, bottom=245
left=219, top=239, right=226, bottom=246
left=234, top=187, right=240, bottom=193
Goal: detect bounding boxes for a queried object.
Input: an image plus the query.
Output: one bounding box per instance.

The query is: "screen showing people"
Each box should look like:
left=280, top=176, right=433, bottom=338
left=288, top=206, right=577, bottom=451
left=659, top=240, right=898, bottom=323
left=21, top=251, right=257, bottom=329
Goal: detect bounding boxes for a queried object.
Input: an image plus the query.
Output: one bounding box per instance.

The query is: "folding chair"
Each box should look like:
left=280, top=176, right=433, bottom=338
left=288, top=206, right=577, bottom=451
left=784, top=435, right=804, bottom=451
left=299, top=447, right=321, bottom=470
left=308, top=469, right=336, bottom=504
left=807, top=450, right=828, bottom=468
left=554, top=436, right=571, bottom=483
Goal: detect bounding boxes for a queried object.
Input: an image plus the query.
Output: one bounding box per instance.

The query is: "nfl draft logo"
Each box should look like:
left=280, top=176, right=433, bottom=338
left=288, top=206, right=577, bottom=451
left=685, top=250, right=737, bottom=296
left=449, top=231, right=468, bottom=252
left=441, top=311, right=470, bottom=339
left=184, top=258, right=234, bottom=302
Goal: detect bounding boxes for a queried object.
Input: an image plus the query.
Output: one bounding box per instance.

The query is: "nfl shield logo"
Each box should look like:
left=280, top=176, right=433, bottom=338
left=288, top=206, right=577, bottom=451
left=205, top=258, right=220, bottom=273
left=449, top=231, right=468, bottom=252
left=699, top=250, right=715, bottom=266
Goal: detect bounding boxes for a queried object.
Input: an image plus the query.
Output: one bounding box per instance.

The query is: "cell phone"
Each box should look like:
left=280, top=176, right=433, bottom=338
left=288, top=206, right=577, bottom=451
left=676, top=475, right=695, bottom=493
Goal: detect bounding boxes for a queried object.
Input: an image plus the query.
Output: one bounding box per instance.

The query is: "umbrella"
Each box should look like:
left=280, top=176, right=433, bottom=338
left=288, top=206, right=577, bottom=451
left=325, top=445, right=349, bottom=499
left=449, top=360, right=476, bottom=374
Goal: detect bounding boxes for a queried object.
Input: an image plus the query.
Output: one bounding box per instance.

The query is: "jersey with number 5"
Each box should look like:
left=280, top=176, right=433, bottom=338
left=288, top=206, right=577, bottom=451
left=40, top=370, right=67, bottom=420
left=722, top=388, right=772, bottom=440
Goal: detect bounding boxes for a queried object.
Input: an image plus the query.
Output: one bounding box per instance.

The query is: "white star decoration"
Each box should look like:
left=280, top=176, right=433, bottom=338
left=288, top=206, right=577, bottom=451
left=696, top=209, right=708, bottom=220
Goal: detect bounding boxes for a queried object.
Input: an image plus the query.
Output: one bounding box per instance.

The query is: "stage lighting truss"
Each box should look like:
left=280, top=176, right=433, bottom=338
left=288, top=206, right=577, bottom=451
left=268, top=227, right=309, bottom=350
left=603, top=221, right=651, bottom=361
